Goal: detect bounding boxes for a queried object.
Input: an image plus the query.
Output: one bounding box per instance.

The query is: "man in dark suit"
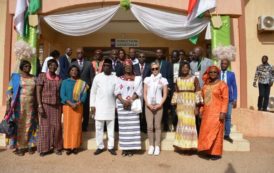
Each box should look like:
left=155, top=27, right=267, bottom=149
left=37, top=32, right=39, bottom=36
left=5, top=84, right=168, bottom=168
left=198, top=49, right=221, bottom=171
left=110, top=49, right=124, bottom=77
left=133, top=53, right=151, bottom=133
left=220, top=59, right=238, bottom=143
left=59, top=48, right=73, bottom=80
left=71, top=48, right=95, bottom=131
left=155, top=49, right=173, bottom=131
left=133, top=52, right=151, bottom=80
left=170, top=50, right=180, bottom=131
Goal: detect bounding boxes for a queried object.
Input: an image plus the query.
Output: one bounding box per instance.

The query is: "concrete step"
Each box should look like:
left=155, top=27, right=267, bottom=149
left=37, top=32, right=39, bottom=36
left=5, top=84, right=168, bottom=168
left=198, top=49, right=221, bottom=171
left=0, top=124, right=249, bottom=152
left=83, top=132, right=250, bottom=152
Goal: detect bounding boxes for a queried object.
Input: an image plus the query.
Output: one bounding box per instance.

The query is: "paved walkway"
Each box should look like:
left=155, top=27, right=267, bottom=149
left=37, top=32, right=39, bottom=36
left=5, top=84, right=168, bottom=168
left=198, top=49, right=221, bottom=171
left=0, top=137, right=273, bottom=173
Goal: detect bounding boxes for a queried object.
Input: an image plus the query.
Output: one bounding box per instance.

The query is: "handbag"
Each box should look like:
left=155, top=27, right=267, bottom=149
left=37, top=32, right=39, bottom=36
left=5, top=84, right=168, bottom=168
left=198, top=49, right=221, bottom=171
left=0, top=119, right=16, bottom=137
left=131, top=98, right=142, bottom=114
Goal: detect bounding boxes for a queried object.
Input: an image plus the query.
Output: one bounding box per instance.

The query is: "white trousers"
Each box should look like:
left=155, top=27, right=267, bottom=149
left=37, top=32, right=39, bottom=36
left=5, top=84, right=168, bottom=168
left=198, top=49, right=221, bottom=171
left=95, top=120, right=115, bottom=150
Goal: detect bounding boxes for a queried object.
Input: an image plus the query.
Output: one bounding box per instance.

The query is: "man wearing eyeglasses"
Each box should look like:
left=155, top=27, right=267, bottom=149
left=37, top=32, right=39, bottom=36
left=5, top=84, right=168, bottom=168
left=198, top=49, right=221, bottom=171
left=71, top=48, right=95, bottom=132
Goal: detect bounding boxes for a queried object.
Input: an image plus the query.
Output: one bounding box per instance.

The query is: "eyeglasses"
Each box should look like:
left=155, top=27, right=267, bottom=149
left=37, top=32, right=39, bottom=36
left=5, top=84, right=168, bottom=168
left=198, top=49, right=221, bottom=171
left=209, top=71, right=218, bottom=74
left=151, top=67, right=159, bottom=71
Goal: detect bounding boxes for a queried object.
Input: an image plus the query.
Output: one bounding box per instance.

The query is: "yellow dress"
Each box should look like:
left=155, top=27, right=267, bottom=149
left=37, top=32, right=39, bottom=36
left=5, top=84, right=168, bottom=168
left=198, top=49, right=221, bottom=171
left=173, top=76, right=201, bottom=149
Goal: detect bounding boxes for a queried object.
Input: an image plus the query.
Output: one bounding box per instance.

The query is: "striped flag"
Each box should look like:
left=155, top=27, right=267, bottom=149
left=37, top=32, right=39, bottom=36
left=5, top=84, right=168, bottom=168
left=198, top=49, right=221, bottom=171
left=14, top=0, right=28, bottom=36
left=188, top=0, right=216, bottom=22
left=188, top=0, right=198, bottom=14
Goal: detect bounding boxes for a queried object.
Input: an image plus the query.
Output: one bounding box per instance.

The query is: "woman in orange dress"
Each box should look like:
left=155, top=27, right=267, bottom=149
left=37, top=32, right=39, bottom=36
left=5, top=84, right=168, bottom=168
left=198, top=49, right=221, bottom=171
left=60, top=65, right=88, bottom=155
left=198, top=65, right=229, bottom=160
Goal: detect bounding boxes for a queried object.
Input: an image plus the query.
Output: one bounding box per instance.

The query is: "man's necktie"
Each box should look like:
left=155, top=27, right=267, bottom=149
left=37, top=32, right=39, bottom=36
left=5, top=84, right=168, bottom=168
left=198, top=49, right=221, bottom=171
left=221, top=71, right=225, bottom=81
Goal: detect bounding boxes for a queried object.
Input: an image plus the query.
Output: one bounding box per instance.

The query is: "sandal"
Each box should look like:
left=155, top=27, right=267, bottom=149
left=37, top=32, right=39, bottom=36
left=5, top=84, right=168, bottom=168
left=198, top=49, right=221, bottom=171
left=15, top=149, right=25, bottom=156
left=28, top=148, right=35, bottom=155
left=40, top=152, right=47, bottom=157
left=122, top=150, right=127, bottom=157
left=127, top=151, right=133, bottom=157
left=66, top=149, right=73, bottom=155
left=55, top=150, right=62, bottom=155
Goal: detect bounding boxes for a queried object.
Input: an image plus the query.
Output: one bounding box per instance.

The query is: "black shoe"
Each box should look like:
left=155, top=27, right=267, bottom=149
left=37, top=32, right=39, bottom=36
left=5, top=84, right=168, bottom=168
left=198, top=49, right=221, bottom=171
left=15, top=149, right=25, bottom=156
left=94, top=148, right=104, bottom=155
left=28, top=148, right=35, bottom=155
left=224, top=136, right=233, bottom=143
left=210, top=155, right=222, bottom=160
left=108, top=149, right=117, bottom=156
left=55, top=149, right=62, bottom=155
left=122, top=150, right=127, bottom=157
left=72, top=148, right=78, bottom=155
left=40, top=152, right=47, bottom=157
left=66, top=149, right=73, bottom=155
left=163, top=125, right=170, bottom=132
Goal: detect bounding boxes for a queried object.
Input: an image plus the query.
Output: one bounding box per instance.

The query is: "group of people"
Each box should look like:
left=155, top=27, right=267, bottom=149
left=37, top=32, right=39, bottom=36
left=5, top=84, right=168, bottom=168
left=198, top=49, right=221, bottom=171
left=5, top=46, right=239, bottom=160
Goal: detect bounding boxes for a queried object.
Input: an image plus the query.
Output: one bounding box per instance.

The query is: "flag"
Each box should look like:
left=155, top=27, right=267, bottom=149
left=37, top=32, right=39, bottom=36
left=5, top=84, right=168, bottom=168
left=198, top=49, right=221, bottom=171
left=189, top=35, right=199, bottom=45
left=14, top=0, right=28, bottom=36
left=24, top=0, right=41, bottom=37
left=188, top=0, right=198, bottom=14
left=188, top=0, right=216, bottom=22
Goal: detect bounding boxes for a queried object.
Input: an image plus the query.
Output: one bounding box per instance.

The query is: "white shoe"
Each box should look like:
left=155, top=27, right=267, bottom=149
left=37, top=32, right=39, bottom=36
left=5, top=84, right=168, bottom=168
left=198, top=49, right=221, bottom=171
left=154, top=146, right=160, bottom=156
left=148, top=146, right=154, bottom=155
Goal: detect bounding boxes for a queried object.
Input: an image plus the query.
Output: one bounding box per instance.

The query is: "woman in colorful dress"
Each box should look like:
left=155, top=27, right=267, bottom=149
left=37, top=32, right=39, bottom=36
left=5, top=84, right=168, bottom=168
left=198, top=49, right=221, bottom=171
left=114, top=59, right=143, bottom=157
left=198, top=65, right=229, bottom=160
left=172, top=61, right=202, bottom=152
left=37, top=59, right=63, bottom=156
left=60, top=65, right=88, bottom=155
left=6, top=60, right=38, bottom=156
left=143, top=62, right=168, bottom=156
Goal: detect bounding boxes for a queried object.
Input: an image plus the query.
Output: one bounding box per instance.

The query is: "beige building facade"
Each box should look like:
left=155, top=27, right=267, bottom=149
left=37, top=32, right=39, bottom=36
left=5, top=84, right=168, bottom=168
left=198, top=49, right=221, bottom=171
left=0, top=0, right=273, bottom=111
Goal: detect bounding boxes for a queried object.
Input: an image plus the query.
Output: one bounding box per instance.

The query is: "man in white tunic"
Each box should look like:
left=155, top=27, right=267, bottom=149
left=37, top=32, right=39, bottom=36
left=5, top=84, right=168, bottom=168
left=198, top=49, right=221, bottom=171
left=90, top=58, right=117, bottom=155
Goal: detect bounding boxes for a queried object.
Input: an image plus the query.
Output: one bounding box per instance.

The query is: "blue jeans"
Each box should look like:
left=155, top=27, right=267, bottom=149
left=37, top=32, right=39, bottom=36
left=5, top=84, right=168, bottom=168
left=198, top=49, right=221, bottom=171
left=225, top=102, right=233, bottom=137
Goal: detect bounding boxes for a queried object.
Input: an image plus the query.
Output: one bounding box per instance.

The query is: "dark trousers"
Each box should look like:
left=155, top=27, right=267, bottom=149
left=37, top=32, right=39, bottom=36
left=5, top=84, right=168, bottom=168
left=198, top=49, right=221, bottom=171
left=162, top=96, right=171, bottom=131
left=82, top=90, right=90, bottom=131
left=258, top=83, right=271, bottom=111
left=195, top=116, right=201, bottom=136
left=140, top=101, right=147, bottom=133
left=170, top=105, right=178, bottom=130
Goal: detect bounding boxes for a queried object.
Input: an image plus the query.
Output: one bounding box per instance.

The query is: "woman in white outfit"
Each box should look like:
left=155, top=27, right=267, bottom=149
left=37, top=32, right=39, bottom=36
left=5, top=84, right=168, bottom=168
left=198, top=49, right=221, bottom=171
left=143, top=62, right=168, bottom=155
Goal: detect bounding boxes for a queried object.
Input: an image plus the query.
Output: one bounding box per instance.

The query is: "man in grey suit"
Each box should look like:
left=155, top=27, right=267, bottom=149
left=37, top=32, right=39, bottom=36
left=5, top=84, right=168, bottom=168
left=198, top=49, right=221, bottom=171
left=190, top=46, right=212, bottom=135
left=71, top=48, right=95, bottom=131
left=190, top=46, right=213, bottom=87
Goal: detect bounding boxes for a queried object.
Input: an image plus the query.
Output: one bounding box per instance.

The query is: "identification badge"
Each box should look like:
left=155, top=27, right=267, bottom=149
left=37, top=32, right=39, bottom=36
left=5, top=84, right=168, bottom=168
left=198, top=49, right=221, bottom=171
left=194, top=71, right=200, bottom=79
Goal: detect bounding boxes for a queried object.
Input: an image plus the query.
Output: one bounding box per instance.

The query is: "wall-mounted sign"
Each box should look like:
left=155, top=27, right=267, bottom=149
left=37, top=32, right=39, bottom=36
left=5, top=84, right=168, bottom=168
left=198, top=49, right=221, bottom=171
left=111, top=39, right=139, bottom=47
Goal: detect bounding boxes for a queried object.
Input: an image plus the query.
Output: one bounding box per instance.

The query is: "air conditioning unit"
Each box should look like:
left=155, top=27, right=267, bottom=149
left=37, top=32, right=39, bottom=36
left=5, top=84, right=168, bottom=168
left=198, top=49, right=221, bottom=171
left=258, top=16, right=274, bottom=32
left=268, top=96, right=274, bottom=112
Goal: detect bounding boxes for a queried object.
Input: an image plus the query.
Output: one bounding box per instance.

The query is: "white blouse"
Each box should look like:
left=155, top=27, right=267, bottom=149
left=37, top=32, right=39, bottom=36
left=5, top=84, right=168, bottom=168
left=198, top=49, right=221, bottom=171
left=144, top=73, right=168, bottom=105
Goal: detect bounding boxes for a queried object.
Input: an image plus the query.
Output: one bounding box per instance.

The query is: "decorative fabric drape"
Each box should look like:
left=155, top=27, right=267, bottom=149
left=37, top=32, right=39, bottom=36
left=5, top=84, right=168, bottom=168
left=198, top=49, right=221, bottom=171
left=44, top=4, right=209, bottom=40
left=130, top=4, right=209, bottom=40
left=44, top=5, right=120, bottom=36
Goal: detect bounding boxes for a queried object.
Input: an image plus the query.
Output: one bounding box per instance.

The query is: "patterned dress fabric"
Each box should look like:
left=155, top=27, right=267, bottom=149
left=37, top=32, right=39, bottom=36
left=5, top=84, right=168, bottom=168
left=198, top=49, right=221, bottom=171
left=198, top=81, right=228, bottom=156
left=115, top=76, right=142, bottom=150
left=173, top=76, right=201, bottom=149
left=37, top=73, right=63, bottom=153
left=16, top=76, right=37, bottom=149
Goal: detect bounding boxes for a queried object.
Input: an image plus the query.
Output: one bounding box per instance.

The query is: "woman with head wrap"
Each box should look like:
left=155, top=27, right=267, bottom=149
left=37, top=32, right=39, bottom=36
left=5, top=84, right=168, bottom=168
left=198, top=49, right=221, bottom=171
left=198, top=65, right=229, bottom=160
left=114, top=59, right=143, bottom=157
